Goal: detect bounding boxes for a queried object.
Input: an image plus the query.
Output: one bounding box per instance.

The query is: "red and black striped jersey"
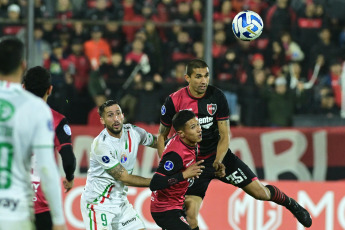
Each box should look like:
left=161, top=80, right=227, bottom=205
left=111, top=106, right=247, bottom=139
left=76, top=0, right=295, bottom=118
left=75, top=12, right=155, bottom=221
left=150, top=135, right=197, bottom=212
left=160, top=85, right=230, bottom=158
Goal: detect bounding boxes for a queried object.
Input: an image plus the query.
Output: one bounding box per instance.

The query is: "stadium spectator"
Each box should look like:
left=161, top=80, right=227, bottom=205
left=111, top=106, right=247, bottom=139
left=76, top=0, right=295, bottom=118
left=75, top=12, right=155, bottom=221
left=265, top=0, right=297, bottom=41
left=103, top=21, right=126, bottom=53
left=239, top=69, right=269, bottom=126
left=84, top=25, right=112, bottom=70
left=0, top=4, right=23, bottom=36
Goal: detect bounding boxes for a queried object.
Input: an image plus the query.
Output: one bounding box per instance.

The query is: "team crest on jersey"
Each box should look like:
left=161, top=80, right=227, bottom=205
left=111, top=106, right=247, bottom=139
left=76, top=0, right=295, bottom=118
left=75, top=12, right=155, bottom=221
left=164, top=160, right=174, bottom=171
left=102, top=156, right=110, bottom=163
left=161, top=105, right=166, bottom=115
left=207, top=104, right=217, bottom=116
left=121, top=154, right=128, bottom=163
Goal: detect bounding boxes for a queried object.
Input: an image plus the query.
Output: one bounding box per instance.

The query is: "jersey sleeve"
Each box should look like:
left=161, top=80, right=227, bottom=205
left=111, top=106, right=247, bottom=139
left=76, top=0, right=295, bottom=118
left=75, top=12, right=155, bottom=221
left=216, top=89, right=230, bottom=120
left=160, top=96, right=176, bottom=127
left=132, top=125, right=155, bottom=146
left=55, top=118, right=72, bottom=152
left=31, top=102, right=65, bottom=225
left=156, top=151, right=184, bottom=176
left=92, top=141, right=120, bottom=170
left=31, top=103, right=54, bottom=148
left=150, top=151, right=185, bottom=191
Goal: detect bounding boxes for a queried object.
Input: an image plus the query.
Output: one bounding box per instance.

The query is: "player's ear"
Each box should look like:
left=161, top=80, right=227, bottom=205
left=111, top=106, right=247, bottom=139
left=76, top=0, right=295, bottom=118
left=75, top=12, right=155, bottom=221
left=47, top=85, right=53, bottom=96
left=184, top=74, right=190, bottom=83
left=177, top=130, right=185, bottom=138
left=100, top=117, right=105, bottom=125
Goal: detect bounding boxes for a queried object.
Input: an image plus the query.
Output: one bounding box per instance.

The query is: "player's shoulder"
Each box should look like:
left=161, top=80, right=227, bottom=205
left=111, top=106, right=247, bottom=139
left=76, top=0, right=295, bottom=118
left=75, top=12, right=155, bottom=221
left=23, top=91, right=51, bottom=114
left=169, top=86, right=188, bottom=99
left=50, top=108, right=65, bottom=120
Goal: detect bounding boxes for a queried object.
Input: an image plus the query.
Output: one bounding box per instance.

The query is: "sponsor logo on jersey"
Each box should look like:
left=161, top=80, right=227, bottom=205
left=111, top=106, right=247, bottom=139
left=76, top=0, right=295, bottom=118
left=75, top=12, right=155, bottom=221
left=122, top=217, right=136, bottom=226
left=0, top=99, right=14, bottom=121
left=0, top=198, right=19, bottom=211
left=121, top=154, right=127, bottom=163
left=102, top=156, right=110, bottom=163
left=180, top=216, right=189, bottom=225
left=63, top=124, right=72, bottom=135
left=164, top=160, right=174, bottom=171
left=198, top=116, right=213, bottom=129
left=161, top=105, right=166, bottom=115
left=207, top=103, right=217, bottom=115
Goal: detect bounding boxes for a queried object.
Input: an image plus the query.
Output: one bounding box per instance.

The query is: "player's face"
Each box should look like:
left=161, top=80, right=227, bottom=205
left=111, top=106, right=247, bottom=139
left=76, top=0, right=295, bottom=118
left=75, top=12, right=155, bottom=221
left=101, top=104, right=124, bottom=137
left=180, top=117, right=202, bottom=146
left=186, top=67, right=210, bottom=97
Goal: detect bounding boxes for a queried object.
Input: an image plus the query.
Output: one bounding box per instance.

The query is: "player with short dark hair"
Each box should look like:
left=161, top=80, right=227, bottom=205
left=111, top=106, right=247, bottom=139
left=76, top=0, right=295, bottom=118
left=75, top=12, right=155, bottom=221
left=81, top=100, right=158, bottom=230
left=150, top=110, right=204, bottom=230
left=0, top=36, right=66, bottom=230
left=23, top=66, right=77, bottom=230
left=157, top=59, right=312, bottom=229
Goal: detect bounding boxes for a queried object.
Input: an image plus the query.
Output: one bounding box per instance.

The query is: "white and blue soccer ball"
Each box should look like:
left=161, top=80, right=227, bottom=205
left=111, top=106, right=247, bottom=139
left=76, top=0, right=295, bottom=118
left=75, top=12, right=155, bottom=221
left=232, top=10, right=264, bottom=41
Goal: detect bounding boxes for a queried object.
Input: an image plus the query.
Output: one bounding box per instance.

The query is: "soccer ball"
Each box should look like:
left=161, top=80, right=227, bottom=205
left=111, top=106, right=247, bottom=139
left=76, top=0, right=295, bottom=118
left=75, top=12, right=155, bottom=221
left=232, top=10, right=264, bottom=41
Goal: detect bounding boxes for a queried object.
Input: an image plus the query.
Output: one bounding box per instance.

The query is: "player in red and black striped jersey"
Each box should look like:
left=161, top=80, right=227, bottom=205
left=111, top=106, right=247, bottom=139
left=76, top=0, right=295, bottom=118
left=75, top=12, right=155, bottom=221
left=157, top=59, right=312, bottom=229
left=150, top=110, right=204, bottom=230
left=23, top=66, right=76, bottom=230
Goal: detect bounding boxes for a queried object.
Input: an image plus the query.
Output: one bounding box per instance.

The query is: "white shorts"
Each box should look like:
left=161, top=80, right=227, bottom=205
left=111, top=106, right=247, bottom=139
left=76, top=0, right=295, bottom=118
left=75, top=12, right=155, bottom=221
left=81, top=196, right=145, bottom=230
left=0, top=220, right=35, bottom=230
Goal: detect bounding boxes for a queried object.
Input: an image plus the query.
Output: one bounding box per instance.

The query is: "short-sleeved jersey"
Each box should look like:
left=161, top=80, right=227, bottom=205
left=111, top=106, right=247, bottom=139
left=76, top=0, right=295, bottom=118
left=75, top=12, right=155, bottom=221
left=82, top=124, right=155, bottom=206
left=0, top=81, right=54, bottom=220
left=151, top=135, right=197, bottom=212
left=160, top=85, right=230, bottom=158
left=32, top=109, right=73, bottom=214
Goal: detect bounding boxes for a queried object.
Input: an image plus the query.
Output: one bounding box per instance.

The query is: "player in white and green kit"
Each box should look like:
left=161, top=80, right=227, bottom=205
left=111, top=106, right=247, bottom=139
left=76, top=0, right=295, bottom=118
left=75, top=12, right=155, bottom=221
left=81, top=100, right=157, bottom=230
left=0, top=37, right=66, bottom=230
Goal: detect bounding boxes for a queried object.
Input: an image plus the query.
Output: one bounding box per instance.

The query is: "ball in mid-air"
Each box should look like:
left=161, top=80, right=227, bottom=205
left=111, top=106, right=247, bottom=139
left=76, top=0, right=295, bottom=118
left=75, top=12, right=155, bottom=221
left=232, top=10, right=264, bottom=41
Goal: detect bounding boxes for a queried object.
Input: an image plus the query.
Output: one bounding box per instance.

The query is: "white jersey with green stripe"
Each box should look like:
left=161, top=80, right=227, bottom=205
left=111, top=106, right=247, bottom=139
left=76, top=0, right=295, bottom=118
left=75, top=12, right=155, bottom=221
left=82, top=124, right=155, bottom=206
left=0, top=81, right=64, bottom=224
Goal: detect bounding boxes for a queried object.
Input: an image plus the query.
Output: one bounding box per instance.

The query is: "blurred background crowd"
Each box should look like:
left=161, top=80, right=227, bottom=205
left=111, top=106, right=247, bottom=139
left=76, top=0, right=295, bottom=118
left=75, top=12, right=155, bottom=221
left=0, top=0, right=344, bottom=127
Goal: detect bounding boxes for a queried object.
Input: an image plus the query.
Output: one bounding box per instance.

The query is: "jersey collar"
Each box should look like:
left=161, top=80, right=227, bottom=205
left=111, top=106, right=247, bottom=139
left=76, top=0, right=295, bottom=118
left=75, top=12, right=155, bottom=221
left=186, top=86, right=206, bottom=100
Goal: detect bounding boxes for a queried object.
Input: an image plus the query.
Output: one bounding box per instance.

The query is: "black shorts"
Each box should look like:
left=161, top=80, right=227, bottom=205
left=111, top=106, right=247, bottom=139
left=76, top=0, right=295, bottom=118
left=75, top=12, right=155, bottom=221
left=151, top=209, right=191, bottom=230
left=35, top=211, right=52, bottom=230
left=185, top=149, right=257, bottom=198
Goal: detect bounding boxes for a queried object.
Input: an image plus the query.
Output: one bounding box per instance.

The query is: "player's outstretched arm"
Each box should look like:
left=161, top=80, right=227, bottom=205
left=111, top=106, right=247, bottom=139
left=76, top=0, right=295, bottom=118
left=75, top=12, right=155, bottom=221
left=157, top=123, right=171, bottom=158
left=213, top=119, right=230, bottom=177
left=106, top=163, right=151, bottom=187
left=150, top=160, right=204, bottom=191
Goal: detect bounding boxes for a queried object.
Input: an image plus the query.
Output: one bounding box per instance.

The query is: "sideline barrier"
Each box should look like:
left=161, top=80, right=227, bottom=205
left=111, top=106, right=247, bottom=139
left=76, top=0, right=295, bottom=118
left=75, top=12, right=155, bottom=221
left=69, top=125, right=345, bottom=180
left=64, top=179, right=345, bottom=230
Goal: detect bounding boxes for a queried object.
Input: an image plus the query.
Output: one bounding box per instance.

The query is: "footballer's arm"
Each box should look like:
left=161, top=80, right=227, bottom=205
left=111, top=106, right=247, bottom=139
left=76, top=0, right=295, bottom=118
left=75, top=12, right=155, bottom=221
left=157, top=123, right=171, bottom=158
left=213, top=119, right=230, bottom=177
left=106, top=163, right=151, bottom=187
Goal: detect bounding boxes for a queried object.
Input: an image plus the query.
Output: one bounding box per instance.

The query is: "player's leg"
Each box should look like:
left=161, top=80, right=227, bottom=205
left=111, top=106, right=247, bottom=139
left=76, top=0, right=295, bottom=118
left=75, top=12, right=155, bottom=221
left=185, top=155, right=216, bottom=230
left=151, top=209, right=192, bottom=230
left=184, top=195, right=202, bottom=230
left=222, top=151, right=312, bottom=228
left=35, top=211, right=53, bottom=230
left=117, top=200, right=145, bottom=230
left=243, top=181, right=312, bottom=227
left=80, top=197, right=115, bottom=230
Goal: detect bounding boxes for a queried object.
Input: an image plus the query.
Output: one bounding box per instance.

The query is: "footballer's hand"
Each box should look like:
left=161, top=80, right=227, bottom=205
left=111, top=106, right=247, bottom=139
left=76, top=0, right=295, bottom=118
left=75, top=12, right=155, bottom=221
left=63, top=178, right=74, bottom=193
left=213, top=161, right=226, bottom=178
left=183, top=160, right=204, bottom=179
left=53, top=224, right=67, bottom=230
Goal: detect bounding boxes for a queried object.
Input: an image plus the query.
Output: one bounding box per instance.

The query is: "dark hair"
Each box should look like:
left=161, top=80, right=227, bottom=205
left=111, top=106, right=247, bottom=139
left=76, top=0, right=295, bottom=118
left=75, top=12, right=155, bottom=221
left=172, top=110, right=196, bottom=132
left=23, top=66, right=51, bottom=98
left=98, top=100, right=119, bottom=117
left=185, top=59, right=208, bottom=77
left=0, top=36, right=24, bottom=75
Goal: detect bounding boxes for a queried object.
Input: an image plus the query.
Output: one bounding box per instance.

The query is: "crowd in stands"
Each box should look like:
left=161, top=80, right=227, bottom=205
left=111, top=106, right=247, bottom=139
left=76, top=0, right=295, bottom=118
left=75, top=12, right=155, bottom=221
left=0, top=0, right=344, bottom=126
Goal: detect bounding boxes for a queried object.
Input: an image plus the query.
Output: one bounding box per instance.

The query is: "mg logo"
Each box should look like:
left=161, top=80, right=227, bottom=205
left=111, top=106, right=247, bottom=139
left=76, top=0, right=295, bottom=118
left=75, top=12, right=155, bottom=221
left=228, top=187, right=283, bottom=230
